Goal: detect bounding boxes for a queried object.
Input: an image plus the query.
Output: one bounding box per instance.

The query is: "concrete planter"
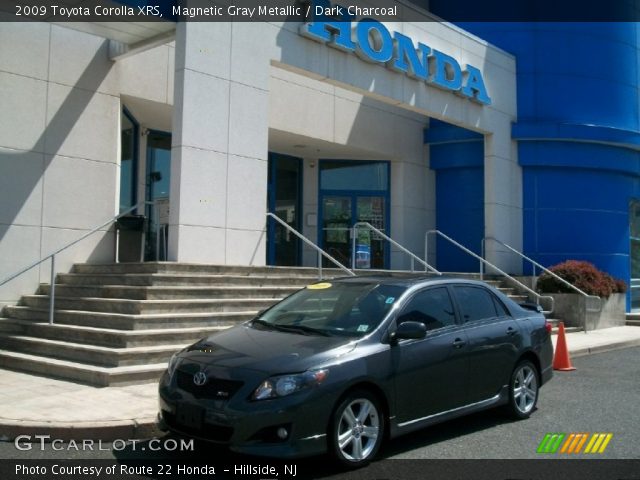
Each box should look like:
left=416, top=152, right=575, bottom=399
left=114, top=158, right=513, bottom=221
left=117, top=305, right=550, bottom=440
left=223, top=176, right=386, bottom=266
left=546, top=293, right=626, bottom=330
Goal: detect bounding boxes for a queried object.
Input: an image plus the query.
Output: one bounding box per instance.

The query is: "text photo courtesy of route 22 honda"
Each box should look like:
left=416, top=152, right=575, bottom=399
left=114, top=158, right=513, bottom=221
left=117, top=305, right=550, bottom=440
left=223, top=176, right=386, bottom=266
left=158, top=276, right=553, bottom=467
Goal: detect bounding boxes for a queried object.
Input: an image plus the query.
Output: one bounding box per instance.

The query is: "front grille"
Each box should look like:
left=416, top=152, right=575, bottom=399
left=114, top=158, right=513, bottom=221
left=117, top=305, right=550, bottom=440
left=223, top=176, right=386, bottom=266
left=176, top=370, right=244, bottom=400
left=163, top=412, right=234, bottom=443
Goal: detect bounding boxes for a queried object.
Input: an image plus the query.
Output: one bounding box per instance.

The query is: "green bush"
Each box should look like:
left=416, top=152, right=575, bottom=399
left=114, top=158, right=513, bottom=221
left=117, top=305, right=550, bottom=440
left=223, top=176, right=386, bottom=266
left=536, top=260, right=627, bottom=298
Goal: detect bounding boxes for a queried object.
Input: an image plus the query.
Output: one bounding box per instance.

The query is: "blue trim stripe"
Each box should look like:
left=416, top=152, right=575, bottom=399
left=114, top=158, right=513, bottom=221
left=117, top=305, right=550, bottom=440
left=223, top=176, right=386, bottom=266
left=513, top=122, right=640, bottom=152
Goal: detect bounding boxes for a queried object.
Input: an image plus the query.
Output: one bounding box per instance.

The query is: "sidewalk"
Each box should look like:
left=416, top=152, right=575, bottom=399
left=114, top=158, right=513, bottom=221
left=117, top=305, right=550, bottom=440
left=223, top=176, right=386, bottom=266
left=1, top=326, right=639, bottom=443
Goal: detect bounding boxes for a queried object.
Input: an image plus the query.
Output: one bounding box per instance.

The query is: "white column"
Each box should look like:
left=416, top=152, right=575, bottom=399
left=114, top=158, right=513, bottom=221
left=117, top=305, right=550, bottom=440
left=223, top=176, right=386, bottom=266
left=483, top=113, right=522, bottom=274
left=169, top=21, right=269, bottom=265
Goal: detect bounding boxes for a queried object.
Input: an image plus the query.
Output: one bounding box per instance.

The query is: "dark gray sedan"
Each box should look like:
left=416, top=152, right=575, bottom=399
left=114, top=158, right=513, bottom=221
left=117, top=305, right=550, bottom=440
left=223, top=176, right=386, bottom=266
left=158, top=276, right=553, bottom=466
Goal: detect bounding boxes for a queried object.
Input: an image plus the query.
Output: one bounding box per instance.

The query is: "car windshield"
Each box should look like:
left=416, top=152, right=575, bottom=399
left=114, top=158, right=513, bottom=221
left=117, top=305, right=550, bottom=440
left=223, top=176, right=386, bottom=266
left=251, top=281, right=407, bottom=337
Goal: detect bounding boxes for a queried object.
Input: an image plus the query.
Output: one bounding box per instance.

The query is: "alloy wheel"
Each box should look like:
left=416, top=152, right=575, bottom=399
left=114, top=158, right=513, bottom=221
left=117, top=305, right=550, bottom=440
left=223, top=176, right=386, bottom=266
left=336, top=398, right=381, bottom=462
left=513, top=363, right=538, bottom=415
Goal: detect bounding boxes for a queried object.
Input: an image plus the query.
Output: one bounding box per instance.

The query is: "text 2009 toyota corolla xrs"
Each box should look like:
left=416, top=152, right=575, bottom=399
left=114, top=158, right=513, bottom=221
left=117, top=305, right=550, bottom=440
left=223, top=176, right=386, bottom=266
left=158, top=276, right=553, bottom=466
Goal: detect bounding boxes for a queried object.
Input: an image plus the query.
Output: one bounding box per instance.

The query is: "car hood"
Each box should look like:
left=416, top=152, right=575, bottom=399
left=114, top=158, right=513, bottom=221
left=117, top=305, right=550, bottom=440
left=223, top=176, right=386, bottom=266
left=177, top=324, right=358, bottom=375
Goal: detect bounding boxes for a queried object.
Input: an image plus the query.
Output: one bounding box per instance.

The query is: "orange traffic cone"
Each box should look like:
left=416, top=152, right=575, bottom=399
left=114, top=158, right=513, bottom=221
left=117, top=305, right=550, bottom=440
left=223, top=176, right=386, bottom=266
left=553, top=322, right=576, bottom=371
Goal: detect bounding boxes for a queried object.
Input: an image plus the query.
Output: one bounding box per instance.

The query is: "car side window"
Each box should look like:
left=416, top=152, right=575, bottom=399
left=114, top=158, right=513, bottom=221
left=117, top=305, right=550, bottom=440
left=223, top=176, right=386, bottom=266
left=397, top=287, right=456, bottom=331
left=492, top=295, right=511, bottom=317
left=453, top=286, right=498, bottom=323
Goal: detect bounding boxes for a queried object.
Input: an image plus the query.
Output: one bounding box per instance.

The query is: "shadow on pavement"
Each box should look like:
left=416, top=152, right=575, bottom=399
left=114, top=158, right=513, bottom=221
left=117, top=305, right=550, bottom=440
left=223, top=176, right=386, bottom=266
left=110, top=408, right=519, bottom=479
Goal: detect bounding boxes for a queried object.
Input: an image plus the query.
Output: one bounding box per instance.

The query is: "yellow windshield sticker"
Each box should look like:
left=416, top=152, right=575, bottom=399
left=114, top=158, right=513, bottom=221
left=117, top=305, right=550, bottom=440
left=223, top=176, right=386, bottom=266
left=307, top=282, right=332, bottom=290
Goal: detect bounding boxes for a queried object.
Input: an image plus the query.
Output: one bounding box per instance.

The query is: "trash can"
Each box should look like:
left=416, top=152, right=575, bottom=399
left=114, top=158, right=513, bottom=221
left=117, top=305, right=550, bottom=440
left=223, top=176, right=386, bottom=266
left=115, top=214, right=146, bottom=262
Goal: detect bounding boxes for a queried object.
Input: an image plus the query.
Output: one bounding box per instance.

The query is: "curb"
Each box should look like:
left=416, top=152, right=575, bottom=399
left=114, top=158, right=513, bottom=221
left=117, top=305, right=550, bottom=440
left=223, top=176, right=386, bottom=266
left=569, top=338, right=640, bottom=358
left=0, top=416, right=162, bottom=442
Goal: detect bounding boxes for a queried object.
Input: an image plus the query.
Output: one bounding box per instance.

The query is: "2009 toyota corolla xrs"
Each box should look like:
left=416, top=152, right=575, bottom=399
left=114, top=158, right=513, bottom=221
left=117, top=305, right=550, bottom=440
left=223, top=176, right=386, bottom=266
left=158, top=276, right=553, bottom=466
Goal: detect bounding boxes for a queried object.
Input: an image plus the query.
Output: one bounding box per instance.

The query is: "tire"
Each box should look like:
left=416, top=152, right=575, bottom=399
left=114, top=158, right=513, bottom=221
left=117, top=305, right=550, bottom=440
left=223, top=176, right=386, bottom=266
left=329, top=390, right=385, bottom=467
left=505, top=360, right=539, bottom=419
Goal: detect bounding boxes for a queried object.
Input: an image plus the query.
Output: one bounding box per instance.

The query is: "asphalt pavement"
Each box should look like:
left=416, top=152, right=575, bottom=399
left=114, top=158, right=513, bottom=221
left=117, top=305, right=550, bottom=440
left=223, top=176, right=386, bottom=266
left=384, top=345, right=640, bottom=459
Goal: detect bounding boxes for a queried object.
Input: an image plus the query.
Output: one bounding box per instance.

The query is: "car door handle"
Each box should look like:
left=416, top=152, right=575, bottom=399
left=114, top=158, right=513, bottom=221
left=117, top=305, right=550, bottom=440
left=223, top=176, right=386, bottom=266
left=452, top=338, right=466, bottom=349
left=506, top=327, right=517, bottom=336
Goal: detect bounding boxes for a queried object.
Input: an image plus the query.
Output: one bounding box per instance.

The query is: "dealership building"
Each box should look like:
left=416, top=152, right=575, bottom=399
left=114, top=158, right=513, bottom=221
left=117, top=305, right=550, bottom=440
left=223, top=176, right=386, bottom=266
left=2, top=1, right=640, bottom=310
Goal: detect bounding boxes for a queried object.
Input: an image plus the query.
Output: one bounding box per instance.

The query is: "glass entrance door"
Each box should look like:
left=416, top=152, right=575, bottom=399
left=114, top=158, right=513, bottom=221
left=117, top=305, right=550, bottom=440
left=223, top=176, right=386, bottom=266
left=267, top=153, right=302, bottom=266
left=320, top=194, right=388, bottom=269
left=145, top=131, right=171, bottom=261
left=319, top=160, right=390, bottom=269
left=356, top=196, right=386, bottom=269
left=322, top=196, right=352, bottom=267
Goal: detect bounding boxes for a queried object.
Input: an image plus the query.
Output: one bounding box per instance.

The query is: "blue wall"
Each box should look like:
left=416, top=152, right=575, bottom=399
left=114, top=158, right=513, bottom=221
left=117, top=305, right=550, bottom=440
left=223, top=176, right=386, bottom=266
left=428, top=22, right=640, bottom=301
left=426, top=121, right=485, bottom=272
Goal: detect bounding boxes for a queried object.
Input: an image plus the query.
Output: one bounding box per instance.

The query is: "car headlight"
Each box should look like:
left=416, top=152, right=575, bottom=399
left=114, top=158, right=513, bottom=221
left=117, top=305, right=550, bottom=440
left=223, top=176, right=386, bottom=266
left=252, top=369, right=329, bottom=401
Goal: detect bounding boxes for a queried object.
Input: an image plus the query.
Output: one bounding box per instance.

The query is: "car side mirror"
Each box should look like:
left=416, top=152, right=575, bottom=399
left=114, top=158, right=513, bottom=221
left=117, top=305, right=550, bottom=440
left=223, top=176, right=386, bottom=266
left=391, top=321, right=427, bottom=342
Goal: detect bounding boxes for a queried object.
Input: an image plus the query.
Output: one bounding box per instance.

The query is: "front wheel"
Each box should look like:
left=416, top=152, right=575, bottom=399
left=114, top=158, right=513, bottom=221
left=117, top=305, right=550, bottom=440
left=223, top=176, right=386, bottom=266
left=505, top=360, right=539, bottom=419
left=329, top=390, right=384, bottom=467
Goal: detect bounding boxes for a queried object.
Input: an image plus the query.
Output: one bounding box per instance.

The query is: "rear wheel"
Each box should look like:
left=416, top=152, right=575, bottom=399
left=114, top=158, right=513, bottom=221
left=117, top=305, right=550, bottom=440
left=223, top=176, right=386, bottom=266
left=329, top=390, right=384, bottom=467
left=505, top=360, right=539, bottom=419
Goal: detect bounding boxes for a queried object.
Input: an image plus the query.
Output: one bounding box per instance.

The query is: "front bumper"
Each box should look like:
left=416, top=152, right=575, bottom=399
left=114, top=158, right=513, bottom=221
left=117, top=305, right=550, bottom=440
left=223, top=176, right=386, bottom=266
left=157, top=370, right=335, bottom=459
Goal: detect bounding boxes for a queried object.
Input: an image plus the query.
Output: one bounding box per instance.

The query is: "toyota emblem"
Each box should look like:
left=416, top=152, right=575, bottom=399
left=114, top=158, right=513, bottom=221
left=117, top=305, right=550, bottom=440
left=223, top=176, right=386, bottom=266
left=193, top=371, right=207, bottom=386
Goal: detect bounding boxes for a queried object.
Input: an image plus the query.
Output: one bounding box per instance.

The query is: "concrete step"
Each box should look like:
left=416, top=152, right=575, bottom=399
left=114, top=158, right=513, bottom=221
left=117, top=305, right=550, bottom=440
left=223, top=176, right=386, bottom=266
left=71, top=263, right=328, bottom=276
left=38, top=284, right=301, bottom=300
left=3, top=319, right=230, bottom=348
left=439, top=272, right=501, bottom=280
left=0, top=334, right=184, bottom=367
left=545, top=318, right=582, bottom=334
left=56, top=273, right=321, bottom=287
left=625, top=313, right=640, bottom=327
left=506, top=294, right=529, bottom=302
left=70, top=263, right=437, bottom=277
left=0, top=349, right=167, bottom=386
left=56, top=270, right=434, bottom=288
left=3, top=306, right=256, bottom=330
left=551, top=326, right=582, bottom=335
left=0, top=318, right=24, bottom=334
left=20, top=295, right=281, bottom=315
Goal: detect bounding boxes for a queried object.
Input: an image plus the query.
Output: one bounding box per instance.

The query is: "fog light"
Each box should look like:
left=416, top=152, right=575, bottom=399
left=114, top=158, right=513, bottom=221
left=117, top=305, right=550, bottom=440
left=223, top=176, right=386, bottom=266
left=277, top=427, right=289, bottom=440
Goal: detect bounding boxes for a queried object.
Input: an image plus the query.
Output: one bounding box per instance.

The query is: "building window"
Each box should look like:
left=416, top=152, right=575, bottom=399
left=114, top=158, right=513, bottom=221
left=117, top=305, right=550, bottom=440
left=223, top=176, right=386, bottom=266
left=119, top=108, right=138, bottom=212
left=320, top=160, right=389, bottom=191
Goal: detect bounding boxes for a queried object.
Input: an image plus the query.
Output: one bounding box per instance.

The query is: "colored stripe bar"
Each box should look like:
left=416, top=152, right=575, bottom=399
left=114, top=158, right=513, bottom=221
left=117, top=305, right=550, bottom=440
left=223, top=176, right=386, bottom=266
left=548, top=433, right=566, bottom=453
left=537, top=433, right=553, bottom=453
left=598, top=434, right=613, bottom=453
left=584, top=433, right=598, bottom=453
left=585, top=433, right=614, bottom=454
left=567, top=433, right=583, bottom=454
left=560, top=434, right=575, bottom=453
left=541, top=432, right=613, bottom=455
left=573, top=433, right=589, bottom=454
left=590, top=433, right=607, bottom=453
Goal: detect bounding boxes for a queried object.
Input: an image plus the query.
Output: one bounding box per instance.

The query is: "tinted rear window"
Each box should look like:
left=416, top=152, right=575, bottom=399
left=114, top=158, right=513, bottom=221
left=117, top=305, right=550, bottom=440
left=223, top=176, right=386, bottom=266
left=453, top=285, right=498, bottom=323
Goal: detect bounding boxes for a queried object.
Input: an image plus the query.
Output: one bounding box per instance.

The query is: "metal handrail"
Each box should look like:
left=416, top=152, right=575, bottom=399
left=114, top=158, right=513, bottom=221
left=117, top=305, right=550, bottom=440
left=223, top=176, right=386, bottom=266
left=267, top=213, right=355, bottom=279
left=0, top=201, right=151, bottom=325
left=353, top=222, right=441, bottom=274
left=483, top=236, right=602, bottom=331
left=425, top=230, right=555, bottom=314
